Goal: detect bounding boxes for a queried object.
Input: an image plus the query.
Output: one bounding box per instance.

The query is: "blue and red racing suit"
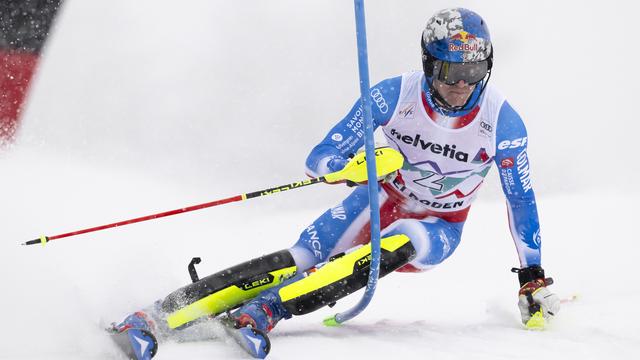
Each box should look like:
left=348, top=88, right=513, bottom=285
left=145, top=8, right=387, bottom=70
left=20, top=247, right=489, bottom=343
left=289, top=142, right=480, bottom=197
left=288, top=71, right=541, bottom=273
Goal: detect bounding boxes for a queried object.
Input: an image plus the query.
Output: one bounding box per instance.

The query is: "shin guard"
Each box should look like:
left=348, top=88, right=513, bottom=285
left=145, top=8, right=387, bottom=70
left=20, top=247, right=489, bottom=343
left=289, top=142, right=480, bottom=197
left=279, top=234, right=415, bottom=316
left=162, top=250, right=297, bottom=329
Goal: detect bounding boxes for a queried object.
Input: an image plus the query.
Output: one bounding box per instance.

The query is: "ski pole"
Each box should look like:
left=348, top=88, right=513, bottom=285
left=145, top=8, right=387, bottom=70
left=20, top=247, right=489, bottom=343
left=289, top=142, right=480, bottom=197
left=22, top=147, right=403, bottom=247
left=324, top=0, right=381, bottom=326
left=560, top=294, right=578, bottom=304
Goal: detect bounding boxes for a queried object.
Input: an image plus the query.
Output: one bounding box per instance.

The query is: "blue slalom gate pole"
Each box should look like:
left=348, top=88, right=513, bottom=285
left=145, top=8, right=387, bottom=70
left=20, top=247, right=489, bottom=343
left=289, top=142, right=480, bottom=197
left=328, top=0, right=381, bottom=325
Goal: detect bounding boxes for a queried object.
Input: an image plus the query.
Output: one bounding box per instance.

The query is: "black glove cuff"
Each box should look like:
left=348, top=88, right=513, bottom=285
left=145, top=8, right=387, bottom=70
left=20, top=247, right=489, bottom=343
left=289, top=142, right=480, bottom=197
left=511, top=265, right=545, bottom=287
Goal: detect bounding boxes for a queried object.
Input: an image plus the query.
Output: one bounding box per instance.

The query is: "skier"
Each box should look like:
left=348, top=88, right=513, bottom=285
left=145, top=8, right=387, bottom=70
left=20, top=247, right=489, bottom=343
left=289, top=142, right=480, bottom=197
left=111, top=7, right=561, bottom=358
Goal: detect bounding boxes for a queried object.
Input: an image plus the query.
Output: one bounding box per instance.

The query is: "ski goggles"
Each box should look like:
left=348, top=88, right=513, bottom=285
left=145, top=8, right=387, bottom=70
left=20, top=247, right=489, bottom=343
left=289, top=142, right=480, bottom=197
left=433, top=59, right=489, bottom=85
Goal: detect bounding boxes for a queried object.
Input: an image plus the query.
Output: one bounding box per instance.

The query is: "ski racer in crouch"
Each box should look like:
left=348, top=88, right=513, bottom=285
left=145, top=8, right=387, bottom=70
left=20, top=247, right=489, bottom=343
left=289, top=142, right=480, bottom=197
left=111, top=7, right=561, bottom=358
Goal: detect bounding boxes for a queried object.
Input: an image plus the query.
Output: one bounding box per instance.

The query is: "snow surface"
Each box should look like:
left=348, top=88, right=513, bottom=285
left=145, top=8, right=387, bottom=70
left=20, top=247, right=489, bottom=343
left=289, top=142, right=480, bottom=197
left=2, top=0, right=640, bottom=359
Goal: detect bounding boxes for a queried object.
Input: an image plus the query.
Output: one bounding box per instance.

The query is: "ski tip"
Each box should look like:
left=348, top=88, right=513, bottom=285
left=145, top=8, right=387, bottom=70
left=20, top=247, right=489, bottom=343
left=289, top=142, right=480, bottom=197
left=322, top=315, right=341, bottom=327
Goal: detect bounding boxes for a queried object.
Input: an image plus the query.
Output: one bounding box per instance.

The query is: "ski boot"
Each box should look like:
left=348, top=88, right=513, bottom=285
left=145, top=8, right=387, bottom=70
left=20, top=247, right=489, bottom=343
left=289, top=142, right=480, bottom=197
left=210, top=289, right=290, bottom=359
left=231, top=289, right=291, bottom=333
left=108, top=311, right=158, bottom=360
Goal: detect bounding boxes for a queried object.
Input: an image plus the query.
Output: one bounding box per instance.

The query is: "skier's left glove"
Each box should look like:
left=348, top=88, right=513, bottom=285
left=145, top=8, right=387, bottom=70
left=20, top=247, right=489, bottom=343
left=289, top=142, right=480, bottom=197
left=512, top=265, right=560, bottom=328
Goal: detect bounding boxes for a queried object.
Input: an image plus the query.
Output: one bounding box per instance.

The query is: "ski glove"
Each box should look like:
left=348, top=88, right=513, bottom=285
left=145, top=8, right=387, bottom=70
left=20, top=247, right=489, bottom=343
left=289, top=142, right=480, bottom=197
left=346, top=171, right=397, bottom=187
left=339, top=151, right=397, bottom=187
left=512, top=265, right=560, bottom=328
left=327, top=151, right=397, bottom=187
left=327, top=157, right=349, bottom=173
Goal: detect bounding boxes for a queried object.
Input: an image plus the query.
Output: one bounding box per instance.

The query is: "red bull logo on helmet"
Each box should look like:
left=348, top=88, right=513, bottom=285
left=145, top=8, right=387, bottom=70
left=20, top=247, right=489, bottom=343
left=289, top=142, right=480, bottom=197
left=450, top=30, right=476, bottom=43
left=449, top=30, right=479, bottom=52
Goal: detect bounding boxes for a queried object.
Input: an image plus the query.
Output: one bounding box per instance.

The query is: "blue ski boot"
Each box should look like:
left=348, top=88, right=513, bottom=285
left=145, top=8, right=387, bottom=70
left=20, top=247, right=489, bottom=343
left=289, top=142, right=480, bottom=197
left=216, top=289, right=290, bottom=358
left=108, top=312, right=158, bottom=360
left=231, top=289, right=291, bottom=333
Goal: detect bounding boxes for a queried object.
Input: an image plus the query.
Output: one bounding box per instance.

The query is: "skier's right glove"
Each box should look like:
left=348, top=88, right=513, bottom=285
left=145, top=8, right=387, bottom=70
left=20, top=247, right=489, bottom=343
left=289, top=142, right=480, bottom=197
left=511, top=265, right=560, bottom=329
left=335, top=152, right=397, bottom=187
